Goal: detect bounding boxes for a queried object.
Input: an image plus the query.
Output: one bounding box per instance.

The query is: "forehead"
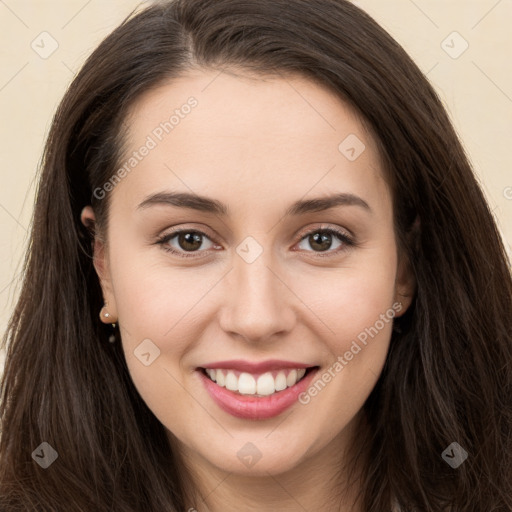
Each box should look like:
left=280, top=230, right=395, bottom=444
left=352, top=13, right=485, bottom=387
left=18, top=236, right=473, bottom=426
left=113, top=68, right=390, bottom=218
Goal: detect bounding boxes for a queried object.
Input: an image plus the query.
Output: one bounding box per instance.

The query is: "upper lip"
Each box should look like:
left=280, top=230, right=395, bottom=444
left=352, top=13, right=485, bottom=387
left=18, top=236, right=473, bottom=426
left=199, top=359, right=316, bottom=373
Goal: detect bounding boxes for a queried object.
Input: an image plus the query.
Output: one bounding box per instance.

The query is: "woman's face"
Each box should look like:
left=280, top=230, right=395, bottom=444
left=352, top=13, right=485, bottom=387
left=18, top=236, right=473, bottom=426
left=89, top=68, right=414, bottom=476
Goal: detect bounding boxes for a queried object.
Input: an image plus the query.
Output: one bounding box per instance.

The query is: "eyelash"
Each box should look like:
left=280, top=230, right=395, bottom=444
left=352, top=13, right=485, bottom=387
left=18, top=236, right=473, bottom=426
left=155, top=226, right=356, bottom=260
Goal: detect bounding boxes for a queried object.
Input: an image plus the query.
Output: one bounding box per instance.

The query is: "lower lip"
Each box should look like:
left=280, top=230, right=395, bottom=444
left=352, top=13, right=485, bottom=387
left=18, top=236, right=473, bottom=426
left=198, top=368, right=319, bottom=420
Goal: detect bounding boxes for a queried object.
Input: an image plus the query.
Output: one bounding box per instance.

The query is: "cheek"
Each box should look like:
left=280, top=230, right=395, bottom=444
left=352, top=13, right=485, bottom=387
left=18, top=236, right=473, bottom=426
left=292, top=276, right=395, bottom=446
left=292, top=252, right=397, bottom=355
left=288, top=248, right=397, bottom=419
left=109, top=245, right=211, bottom=347
left=106, top=249, right=208, bottom=419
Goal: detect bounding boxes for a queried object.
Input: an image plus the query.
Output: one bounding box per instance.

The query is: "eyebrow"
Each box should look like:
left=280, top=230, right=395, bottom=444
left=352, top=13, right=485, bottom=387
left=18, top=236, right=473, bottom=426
left=137, top=191, right=372, bottom=216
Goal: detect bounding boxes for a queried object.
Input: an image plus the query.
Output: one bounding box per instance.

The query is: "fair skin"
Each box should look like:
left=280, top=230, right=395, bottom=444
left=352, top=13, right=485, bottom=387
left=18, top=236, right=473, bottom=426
left=82, top=68, right=415, bottom=511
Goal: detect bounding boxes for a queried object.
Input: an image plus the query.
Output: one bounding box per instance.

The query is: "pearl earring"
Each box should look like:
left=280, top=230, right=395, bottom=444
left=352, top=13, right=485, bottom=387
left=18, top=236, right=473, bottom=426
left=101, top=303, right=117, bottom=343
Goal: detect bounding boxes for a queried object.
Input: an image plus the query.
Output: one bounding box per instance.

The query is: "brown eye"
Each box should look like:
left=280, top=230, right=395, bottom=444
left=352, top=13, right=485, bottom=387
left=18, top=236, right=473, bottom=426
left=307, top=232, right=335, bottom=252
left=176, top=231, right=204, bottom=252
left=157, top=229, right=217, bottom=258
left=295, top=228, right=354, bottom=256
left=156, top=226, right=355, bottom=260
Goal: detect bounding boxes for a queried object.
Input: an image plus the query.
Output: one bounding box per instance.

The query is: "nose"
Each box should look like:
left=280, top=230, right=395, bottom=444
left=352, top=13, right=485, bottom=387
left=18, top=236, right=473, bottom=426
left=217, top=251, right=296, bottom=344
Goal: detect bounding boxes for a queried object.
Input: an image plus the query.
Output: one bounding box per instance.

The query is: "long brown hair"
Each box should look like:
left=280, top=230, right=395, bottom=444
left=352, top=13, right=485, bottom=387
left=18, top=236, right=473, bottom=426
left=1, top=1, right=511, bottom=510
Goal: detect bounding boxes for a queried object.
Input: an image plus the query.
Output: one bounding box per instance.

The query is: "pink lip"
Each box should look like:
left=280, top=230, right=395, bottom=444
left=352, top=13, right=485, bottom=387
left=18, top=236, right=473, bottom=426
left=201, top=359, right=314, bottom=373
left=198, top=365, right=319, bottom=420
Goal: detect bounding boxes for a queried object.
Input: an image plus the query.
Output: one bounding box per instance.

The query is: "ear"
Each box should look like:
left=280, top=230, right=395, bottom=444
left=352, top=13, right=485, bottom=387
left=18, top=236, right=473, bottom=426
left=394, top=252, right=416, bottom=317
left=394, top=216, right=419, bottom=317
left=80, top=206, right=118, bottom=323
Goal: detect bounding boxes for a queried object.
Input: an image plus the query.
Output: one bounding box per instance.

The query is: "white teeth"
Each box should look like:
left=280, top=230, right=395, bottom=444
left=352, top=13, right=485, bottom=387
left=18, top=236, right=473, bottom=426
left=286, top=369, right=298, bottom=387
left=256, top=372, right=275, bottom=395
left=238, top=373, right=256, bottom=394
left=225, top=372, right=238, bottom=391
left=204, top=368, right=309, bottom=396
left=275, top=372, right=287, bottom=391
left=215, top=370, right=225, bottom=387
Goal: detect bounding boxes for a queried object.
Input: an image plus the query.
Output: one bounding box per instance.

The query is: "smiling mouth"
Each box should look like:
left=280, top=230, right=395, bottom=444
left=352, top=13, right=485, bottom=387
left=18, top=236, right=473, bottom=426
left=200, top=367, right=317, bottom=397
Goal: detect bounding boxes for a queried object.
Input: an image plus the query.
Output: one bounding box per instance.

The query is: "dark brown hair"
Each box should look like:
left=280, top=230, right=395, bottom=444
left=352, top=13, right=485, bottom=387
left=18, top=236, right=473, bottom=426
left=1, top=0, right=511, bottom=510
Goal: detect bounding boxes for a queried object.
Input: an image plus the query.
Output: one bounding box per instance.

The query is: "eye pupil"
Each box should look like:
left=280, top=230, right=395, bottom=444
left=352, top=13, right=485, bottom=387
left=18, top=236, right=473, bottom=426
left=179, top=232, right=203, bottom=251
left=310, top=232, right=333, bottom=252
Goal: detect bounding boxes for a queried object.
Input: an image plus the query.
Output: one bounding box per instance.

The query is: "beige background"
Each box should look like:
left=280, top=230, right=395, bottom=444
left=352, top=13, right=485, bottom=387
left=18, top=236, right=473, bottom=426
left=1, top=0, right=511, bottom=373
